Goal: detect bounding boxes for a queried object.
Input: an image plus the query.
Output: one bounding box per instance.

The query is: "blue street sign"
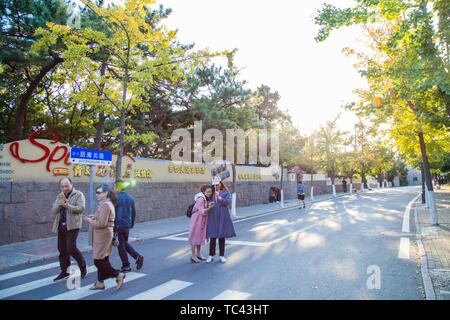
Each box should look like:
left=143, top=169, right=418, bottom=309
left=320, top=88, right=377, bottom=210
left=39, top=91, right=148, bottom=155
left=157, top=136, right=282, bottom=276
left=70, top=147, right=112, bottom=166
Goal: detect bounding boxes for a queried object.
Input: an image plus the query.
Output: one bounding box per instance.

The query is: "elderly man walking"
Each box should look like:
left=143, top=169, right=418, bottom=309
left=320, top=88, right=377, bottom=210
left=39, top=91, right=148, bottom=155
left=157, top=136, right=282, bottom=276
left=51, top=177, right=87, bottom=281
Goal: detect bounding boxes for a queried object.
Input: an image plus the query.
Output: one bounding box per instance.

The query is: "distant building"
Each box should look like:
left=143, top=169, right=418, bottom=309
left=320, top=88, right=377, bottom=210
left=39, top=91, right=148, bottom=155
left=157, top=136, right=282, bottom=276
left=406, top=165, right=422, bottom=186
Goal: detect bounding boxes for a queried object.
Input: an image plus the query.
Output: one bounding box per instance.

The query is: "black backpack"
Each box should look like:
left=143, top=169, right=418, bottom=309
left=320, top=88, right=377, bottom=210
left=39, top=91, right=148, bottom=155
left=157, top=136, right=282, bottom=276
left=186, top=200, right=196, bottom=218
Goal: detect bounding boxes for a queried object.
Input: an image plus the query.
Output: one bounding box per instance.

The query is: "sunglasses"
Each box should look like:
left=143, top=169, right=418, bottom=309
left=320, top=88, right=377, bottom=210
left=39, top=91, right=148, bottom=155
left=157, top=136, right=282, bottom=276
left=96, top=190, right=105, bottom=194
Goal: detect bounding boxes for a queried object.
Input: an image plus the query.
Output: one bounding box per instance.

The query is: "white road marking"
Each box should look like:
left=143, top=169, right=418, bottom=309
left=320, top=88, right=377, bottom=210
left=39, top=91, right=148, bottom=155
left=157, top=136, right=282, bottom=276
left=402, top=194, right=420, bottom=233
left=127, top=279, right=192, bottom=300
left=0, top=265, right=96, bottom=299
left=212, top=289, right=252, bottom=300
left=159, top=236, right=266, bottom=247
left=0, top=262, right=60, bottom=282
left=398, top=237, right=410, bottom=259
left=46, top=272, right=145, bottom=300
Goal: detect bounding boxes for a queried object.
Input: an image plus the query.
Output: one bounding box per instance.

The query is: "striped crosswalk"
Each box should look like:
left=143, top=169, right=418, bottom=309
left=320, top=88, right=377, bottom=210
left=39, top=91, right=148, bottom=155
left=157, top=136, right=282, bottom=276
left=127, top=279, right=193, bottom=300
left=0, top=261, right=251, bottom=300
left=47, top=271, right=146, bottom=300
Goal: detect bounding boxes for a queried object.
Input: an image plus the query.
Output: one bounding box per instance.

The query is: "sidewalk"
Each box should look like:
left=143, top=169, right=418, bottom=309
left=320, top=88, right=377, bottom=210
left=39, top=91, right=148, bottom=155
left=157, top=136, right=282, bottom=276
left=0, top=191, right=348, bottom=272
left=415, top=186, right=450, bottom=300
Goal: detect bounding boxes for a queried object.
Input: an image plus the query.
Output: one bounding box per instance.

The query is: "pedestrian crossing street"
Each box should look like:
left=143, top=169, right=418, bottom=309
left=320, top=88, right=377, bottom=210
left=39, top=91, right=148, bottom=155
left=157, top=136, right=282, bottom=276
left=0, top=262, right=251, bottom=300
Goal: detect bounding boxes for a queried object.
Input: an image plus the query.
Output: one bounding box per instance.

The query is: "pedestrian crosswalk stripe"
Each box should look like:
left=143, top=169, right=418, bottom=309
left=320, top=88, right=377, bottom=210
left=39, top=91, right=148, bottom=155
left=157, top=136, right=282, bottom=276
left=211, top=289, right=251, bottom=300
left=159, top=236, right=266, bottom=247
left=0, top=262, right=60, bottom=282
left=0, top=265, right=96, bottom=299
left=46, top=272, right=146, bottom=300
left=127, top=279, right=193, bottom=300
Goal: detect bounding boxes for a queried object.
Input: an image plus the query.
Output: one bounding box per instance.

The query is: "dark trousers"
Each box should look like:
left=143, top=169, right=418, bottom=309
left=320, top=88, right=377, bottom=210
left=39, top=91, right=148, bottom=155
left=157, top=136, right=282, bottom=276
left=57, top=226, right=86, bottom=273
left=93, top=256, right=119, bottom=282
left=117, top=228, right=139, bottom=268
left=209, top=238, right=225, bottom=256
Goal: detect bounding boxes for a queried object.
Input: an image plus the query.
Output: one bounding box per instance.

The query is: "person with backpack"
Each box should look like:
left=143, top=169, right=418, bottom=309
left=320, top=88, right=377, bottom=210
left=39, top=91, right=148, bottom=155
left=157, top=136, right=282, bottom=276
left=206, top=181, right=236, bottom=263
left=188, top=184, right=215, bottom=263
left=113, top=180, right=144, bottom=272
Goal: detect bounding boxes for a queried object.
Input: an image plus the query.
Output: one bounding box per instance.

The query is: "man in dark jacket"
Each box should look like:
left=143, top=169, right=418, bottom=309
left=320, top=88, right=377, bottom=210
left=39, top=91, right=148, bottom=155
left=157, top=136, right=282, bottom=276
left=114, top=180, right=144, bottom=272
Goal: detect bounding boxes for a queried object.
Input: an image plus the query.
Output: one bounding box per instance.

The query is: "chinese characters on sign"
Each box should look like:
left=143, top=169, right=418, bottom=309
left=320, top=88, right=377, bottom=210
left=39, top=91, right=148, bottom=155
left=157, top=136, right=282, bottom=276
left=72, top=163, right=152, bottom=179
left=238, top=173, right=262, bottom=180
left=168, top=165, right=206, bottom=175
left=70, top=147, right=112, bottom=166
left=0, top=144, right=13, bottom=182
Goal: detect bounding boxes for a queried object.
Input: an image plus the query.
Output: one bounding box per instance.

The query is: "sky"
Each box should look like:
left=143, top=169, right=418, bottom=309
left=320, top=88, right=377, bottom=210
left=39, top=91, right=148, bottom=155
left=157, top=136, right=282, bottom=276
left=157, top=0, right=369, bottom=134
left=77, top=0, right=369, bottom=135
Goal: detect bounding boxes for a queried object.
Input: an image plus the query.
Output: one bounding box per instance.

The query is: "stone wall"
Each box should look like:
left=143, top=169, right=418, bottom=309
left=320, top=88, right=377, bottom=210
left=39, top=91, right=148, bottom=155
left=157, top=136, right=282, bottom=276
left=0, top=180, right=297, bottom=245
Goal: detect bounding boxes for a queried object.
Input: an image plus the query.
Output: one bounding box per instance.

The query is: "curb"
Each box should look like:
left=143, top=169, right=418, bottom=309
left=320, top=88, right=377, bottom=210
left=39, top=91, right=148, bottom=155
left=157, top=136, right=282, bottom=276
left=414, top=203, right=437, bottom=300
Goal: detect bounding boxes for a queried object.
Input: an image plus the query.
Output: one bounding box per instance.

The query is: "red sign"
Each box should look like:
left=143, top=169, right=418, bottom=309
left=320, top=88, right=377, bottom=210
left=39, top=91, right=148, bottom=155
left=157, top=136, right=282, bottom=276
left=9, top=130, right=70, bottom=172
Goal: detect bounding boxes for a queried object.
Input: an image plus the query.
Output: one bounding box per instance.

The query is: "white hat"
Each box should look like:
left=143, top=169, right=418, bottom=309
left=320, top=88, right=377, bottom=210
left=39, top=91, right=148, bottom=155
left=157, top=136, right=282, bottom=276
left=212, top=175, right=221, bottom=186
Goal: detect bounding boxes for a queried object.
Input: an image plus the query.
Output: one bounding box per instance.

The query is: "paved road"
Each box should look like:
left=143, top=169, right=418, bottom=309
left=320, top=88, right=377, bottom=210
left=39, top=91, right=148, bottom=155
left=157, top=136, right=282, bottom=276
left=0, top=187, right=423, bottom=300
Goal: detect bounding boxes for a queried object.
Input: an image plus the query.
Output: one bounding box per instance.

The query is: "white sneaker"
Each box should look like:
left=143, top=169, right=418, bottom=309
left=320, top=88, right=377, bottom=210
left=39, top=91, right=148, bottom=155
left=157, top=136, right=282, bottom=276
left=219, top=256, right=226, bottom=263
left=206, top=256, right=214, bottom=263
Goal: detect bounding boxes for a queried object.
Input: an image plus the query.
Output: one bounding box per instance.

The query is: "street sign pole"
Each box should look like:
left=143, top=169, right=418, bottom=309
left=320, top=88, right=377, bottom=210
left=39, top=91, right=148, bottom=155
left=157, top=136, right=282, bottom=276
left=69, top=148, right=112, bottom=249
left=88, top=165, right=94, bottom=247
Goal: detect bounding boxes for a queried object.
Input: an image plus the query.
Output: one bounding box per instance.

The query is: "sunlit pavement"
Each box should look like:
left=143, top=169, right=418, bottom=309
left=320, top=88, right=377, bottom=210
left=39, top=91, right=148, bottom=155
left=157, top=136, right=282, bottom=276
left=1, top=186, right=441, bottom=300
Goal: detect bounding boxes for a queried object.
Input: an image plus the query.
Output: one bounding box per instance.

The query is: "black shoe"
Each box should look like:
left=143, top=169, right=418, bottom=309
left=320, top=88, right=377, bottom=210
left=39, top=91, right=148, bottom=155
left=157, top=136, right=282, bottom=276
left=197, top=256, right=206, bottom=261
left=120, top=266, right=132, bottom=273
left=136, top=255, right=144, bottom=270
left=53, top=272, right=70, bottom=281
left=80, top=266, right=87, bottom=279
left=190, top=258, right=200, bottom=263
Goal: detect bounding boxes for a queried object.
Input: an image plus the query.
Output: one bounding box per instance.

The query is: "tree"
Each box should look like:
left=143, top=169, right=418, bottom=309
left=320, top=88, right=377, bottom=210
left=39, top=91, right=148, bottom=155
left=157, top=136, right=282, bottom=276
left=386, top=157, right=409, bottom=186
left=278, top=122, right=305, bottom=191
left=370, top=145, right=394, bottom=187
left=316, top=115, right=348, bottom=195
left=315, top=0, right=447, bottom=224
left=0, top=0, right=70, bottom=141
left=33, top=0, right=225, bottom=180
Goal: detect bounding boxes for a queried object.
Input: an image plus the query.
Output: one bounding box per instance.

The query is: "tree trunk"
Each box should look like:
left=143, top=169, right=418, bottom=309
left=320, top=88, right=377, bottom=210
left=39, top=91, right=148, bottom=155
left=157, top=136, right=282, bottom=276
left=417, top=131, right=438, bottom=225
left=116, top=42, right=131, bottom=182
left=13, top=55, right=63, bottom=141
left=94, top=112, right=106, bottom=149
left=361, top=171, right=366, bottom=190
left=94, top=62, right=107, bottom=149
left=116, top=111, right=126, bottom=182
left=232, top=163, right=236, bottom=194
left=279, top=166, right=283, bottom=190
left=230, top=163, right=237, bottom=218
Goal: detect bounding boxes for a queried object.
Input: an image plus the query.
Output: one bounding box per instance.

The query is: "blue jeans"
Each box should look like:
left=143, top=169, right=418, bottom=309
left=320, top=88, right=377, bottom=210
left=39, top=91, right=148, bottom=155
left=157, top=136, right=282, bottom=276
left=117, top=228, right=139, bottom=268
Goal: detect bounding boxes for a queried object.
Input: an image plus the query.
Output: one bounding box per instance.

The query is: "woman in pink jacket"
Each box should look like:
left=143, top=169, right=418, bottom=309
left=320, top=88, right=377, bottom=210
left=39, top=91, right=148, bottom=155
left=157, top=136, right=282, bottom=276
left=188, top=185, right=215, bottom=263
